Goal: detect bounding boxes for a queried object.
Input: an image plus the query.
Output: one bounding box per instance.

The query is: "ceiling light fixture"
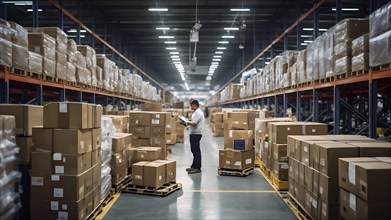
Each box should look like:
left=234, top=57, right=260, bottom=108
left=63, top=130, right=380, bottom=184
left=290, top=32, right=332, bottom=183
left=185, top=82, right=190, bottom=91
left=149, top=8, right=168, bottom=12
left=215, top=51, right=223, bottom=54
left=230, top=8, right=250, bottom=12
left=172, top=58, right=180, bottom=61
left=68, top=29, right=87, bottom=33
left=222, top=35, right=235, bottom=39
left=213, top=56, right=222, bottom=58
left=303, top=28, right=327, bottom=31
left=239, top=43, right=244, bottom=49
left=166, top=47, right=177, bottom=50
left=300, top=35, right=313, bottom=38
left=301, top=43, right=308, bottom=46
left=206, top=76, right=212, bottom=81
left=217, top=47, right=226, bottom=50
left=173, top=62, right=181, bottom=64
left=224, top=27, right=239, bottom=31
left=171, top=56, right=179, bottom=58
left=170, top=52, right=179, bottom=54
left=27, top=8, right=42, bottom=12
left=212, top=59, right=221, bottom=61
left=164, top=41, right=176, bottom=44
left=156, top=27, right=170, bottom=30
left=331, top=8, right=359, bottom=11
left=218, top=41, right=229, bottom=44
left=159, top=36, right=174, bottom=39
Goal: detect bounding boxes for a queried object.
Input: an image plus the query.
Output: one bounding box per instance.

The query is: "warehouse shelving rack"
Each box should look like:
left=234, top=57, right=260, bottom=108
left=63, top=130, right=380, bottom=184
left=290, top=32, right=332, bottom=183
left=208, top=69, right=391, bottom=139
left=0, top=70, right=146, bottom=110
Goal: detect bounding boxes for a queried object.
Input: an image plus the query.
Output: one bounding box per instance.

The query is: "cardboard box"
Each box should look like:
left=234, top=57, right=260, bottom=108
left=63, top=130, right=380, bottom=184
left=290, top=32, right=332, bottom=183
left=0, top=104, right=43, bottom=136
left=30, top=200, right=85, bottom=220
left=84, top=168, right=93, bottom=195
left=272, top=161, right=289, bottom=180
left=53, top=129, right=92, bottom=154
left=304, top=166, right=314, bottom=192
left=289, top=177, right=296, bottom=198
left=51, top=173, right=85, bottom=201
left=340, top=188, right=391, bottom=220
left=150, top=126, right=166, bottom=138
left=219, top=149, right=255, bottom=170
left=150, top=112, right=166, bottom=127
left=82, top=151, right=92, bottom=172
left=130, top=126, right=151, bottom=139
left=93, top=105, right=102, bottom=128
left=129, top=112, right=151, bottom=126
left=52, top=153, right=84, bottom=175
left=212, top=112, right=223, bottom=122
left=288, top=157, right=296, bottom=178
left=32, top=127, right=53, bottom=152
left=227, top=120, right=249, bottom=130
left=16, top=136, right=32, bottom=163
left=143, top=162, right=166, bottom=188
left=319, top=200, right=339, bottom=220
left=91, top=149, right=101, bottom=166
left=132, top=161, right=149, bottom=186
left=298, top=162, right=305, bottom=187
left=30, top=174, right=53, bottom=201
left=31, top=151, right=52, bottom=174
left=111, top=159, right=127, bottom=185
left=92, top=128, right=101, bottom=150
left=304, top=189, right=312, bottom=215
left=318, top=143, right=359, bottom=176
left=347, top=142, right=391, bottom=157
left=85, top=189, right=94, bottom=216
left=30, top=201, right=56, bottom=220
left=112, top=133, right=132, bottom=153
left=43, top=102, right=92, bottom=129
left=338, top=157, right=379, bottom=195
left=225, top=130, right=254, bottom=150
left=272, top=143, right=288, bottom=162
left=142, top=102, right=163, bottom=112
left=313, top=170, right=320, bottom=196
left=155, top=160, right=176, bottom=183
left=259, top=118, right=293, bottom=140
left=92, top=164, right=101, bottom=188
left=166, top=133, right=177, bottom=145
left=319, top=173, right=339, bottom=205
left=270, top=123, right=303, bottom=144
left=106, top=115, right=129, bottom=133
left=93, top=186, right=101, bottom=210
left=132, top=137, right=150, bottom=147
left=311, top=193, right=320, bottom=220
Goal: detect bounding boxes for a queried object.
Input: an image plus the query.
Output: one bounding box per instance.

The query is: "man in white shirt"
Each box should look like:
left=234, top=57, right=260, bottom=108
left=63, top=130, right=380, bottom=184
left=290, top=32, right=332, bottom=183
left=185, top=99, right=205, bottom=174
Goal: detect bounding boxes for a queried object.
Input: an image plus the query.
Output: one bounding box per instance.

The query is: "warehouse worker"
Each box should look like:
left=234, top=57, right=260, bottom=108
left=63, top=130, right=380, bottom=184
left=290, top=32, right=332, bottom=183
left=185, top=99, right=205, bottom=174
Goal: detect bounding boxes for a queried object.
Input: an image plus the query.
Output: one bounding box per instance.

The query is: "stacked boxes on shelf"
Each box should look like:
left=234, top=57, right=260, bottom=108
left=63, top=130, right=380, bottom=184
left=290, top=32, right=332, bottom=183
left=0, top=115, right=22, bottom=219
left=254, top=110, right=275, bottom=158
left=129, top=111, right=167, bottom=160
left=211, top=112, right=224, bottom=137
left=339, top=157, right=391, bottom=219
left=165, top=112, right=177, bottom=145
left=268, top=122, right=327, bottom=183
left=219, top=111, right=255, bottom=171
left=287, top=135, right=391, bottom=219
left=110, top=133, right=132, bottom=185
left=351, top=34, right=370, bottom=72
left=30, top=102, right=102, bottom=220
left=0, top=104, right=43, bottom=219
left=76, top=45, right=96, bottom=86
left=369, top=2, right=391, bottom=67
left=28, top=32, right=54, bottom=76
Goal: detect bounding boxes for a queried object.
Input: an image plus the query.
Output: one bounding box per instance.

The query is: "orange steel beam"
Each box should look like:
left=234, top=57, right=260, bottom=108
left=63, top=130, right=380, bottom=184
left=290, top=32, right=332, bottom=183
left=217, top=0, right=326, bottom=92
left=47, top=0, right=165, bottom=90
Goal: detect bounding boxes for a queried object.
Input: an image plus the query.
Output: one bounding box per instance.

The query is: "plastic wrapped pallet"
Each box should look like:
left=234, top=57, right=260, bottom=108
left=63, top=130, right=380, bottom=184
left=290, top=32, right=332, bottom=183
left=324, top=27, right=335, bottom=78
left=56, top=63, right=67, bottom=80
left=100, top=116, right=116, bottom=201
left=76, top=66, right=91, bottom=85
left=27, top=32, right=55, bottom=60
left=67, top=39, right=77, bottom=53
left=369, top=1, right=391, bottom=38
left=77, top=45, right=96, bottom=70
left=335, top=56, right=351, bottom=76
left=334, top=40, right=352, bottom=60
left=0, top=38, right=12, bottom=67
left=12, top=43, right=28, bottom=70
left=96, top=54, right=113, bottom=90
left=297, top=49, right=307, bottom=83
left=66, top=62, right=76, bottom=82
left=306, top=43, right=314, bottom=82
left=312, top=39, right=321, bottom=80
left=0, top=115, right=22, bottom=219
left=8, top=21, right=28, bottom=48
left=75, top=51, right=87, bottom=69
left=28, top=51, right=42, bottom=74
left=55, top=50, right=67, bottom=66
left=95, top=66, right=103, bottom=88
left=369, top=30, right=391, bottom=67
left=91, top=67, right=98, bottom=87
left=352, top=34, right=369, bottom=56
left=290, top=63, right=297, bottom=86
left=29, top=27, right=68, bottom=54
left=317, top=34, right=327, bottom=79
left=334, top=19, right=369, bottom=44
left=352, top=53, right=369, bottom=72
left=42, top=57, right=55, bottom=77
left=0, top=18, right=14, bottom=41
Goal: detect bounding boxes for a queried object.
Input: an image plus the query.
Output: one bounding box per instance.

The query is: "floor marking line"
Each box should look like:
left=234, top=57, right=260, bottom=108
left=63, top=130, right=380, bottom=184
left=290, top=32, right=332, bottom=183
left=96, top=193, right=121, bottom=220
left=256, top=168, right=278, bottom=192
left=184, top=190, right=276, bottom=193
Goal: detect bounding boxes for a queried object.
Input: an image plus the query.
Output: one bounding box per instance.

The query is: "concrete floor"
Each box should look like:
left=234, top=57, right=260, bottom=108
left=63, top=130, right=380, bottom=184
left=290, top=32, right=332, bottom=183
left=104, top=124, right=297, bottom=220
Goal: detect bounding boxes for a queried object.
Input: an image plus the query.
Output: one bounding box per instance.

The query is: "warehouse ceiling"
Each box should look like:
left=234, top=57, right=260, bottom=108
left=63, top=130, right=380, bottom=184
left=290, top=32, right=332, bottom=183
left=3, top=0, right=387, bottom=93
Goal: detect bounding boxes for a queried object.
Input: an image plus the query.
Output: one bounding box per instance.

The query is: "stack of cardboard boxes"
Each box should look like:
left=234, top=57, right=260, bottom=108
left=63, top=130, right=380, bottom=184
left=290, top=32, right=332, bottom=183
left=211, top=112, right=224, bottom=137
left=110, top=133, right=132, bottom=185
left=165, top=112, right=177, bottom=145
left=105, top=114, right=130, bottom=133
left=164, top=109, right=185, bottom=142
left=268, top=122, right=328, bottom=182
left=254, top=110, right=275, bottom=158
left=287, top=135, right=391, bottom=219
left=132, top=147, right=176, bottom=188
left=339, top=157, right=391, bottom=220
left=219, top=112, right=255, bottom=171
left=30, top=102, right=102, bottom=220
left=0, top=104, right=44, bottom=219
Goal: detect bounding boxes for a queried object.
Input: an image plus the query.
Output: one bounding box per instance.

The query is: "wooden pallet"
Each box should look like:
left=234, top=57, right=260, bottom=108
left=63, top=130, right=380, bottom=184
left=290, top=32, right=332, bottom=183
left=370, top=63, right=391, bottom=72
left=318, top=76, right=335, bottom=83
left=335, top=72, right=348, bottom=80
left=285, top=193, right=312, bottom=220
left=41, top=74, right=56, bottom=82
left=9, top=67, right=28, bottom=75
left=349, top=69, right=369, bottom=77
left=112, top=175, right=132, bottom=194
left=257, top=158, right=268, bottom=174
left=122, top=181, right=182, bottom=196
left=296, top=81, right=313, bottom=88
left=218, top=167, right=254, bottom=177
left=270, top=173, right=289, bottom=191
left=86, top=190, right=115, bottom=220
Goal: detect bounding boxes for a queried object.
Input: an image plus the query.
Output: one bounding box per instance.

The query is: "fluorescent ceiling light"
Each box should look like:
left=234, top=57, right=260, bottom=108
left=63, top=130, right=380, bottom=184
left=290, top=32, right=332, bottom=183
left=171, top=56, right=179, bottom=58
left=159, top=36, right=174, bottom=39
left=215, top=51, right=224, bottom=54
left=304, top=40, right=313, bottom=43
left=173, top=61, right=181, bottom=64
left=149, top=8, right=168, bottom=12
left=218, top=41, right=229, bottom=44
left=166, top=47, right=177, bottom=50
left=68, top=35, right=86, bottom=38
left=212, top=59, right=221, bottom=61
left=222, top=35, right=235, bottom=39
left=206, top=76, right=212, bottom=81
left=217, top=47, right=226, bottom=50
left=303, top=28, right=327, bottom=31
left=172, top=58, right=180, bottom=61
left=230, top=8, right=250, bottom=12
left=301, top=35, right=312, bottom=38
left=5, top=1, right=32, bottom=5
left=213, top=55, right=222, bottom=58
left=181, top=75, right=186, bottom=81
left=224, top=27, right=239, bottom=31
left=170, top=52, right=179, bottom=54
left=164, top=41, right=176, bottom=44
left=301, top=43, right=308, bottom=46
left=211, top=62, right=219, bottom=64
left=68, top=29, right=87, bottom=33
left=265, top=62, right=270, bottom=65
left=185, top=82, right=190, bottom=91
left=331, top=8, right=359, bottom=11
left=156, top=27, right=170, bottom=30
left=27, top=8, right=42, bottom=12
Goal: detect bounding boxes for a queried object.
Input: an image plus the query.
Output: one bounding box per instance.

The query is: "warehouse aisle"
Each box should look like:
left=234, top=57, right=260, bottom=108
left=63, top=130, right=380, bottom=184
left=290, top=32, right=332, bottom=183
left=104, top=124, right=296, bottom=220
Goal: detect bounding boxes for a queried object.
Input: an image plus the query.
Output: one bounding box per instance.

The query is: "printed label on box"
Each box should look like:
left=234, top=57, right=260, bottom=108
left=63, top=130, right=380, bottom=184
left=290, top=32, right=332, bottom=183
left=159, top=176, right=162, bottom=180
left=135, top=175, right=142, bottom=180
left=54, top=188, right=64, bottom=198
left=320, top=158, right=325, bottom=166
left=79, top=186, right=84, bottom=195
left=31, top=177, right=44, bottom=186
left=152, top=119, right=160, bottom=124
left=287, top=127, right=291, bottom=131
left=320, top=186, right=324, bottom=194
left=51, top=175, right=60, bottom=181
left=234, top=161, right=241, bottom=166
left=58, top=211, right=68, bottom=219
left=229, top=131, right=233, bottom=138
left=349, top=193, right=356, bottom=211
left=281, top=164, right=289, bottom=169
left=59, top=103, right=68, bottom=113
left=53, top=153, right=62, bottom=161
left=348, top=162, right=356, bottom=185
left=80, top=141, right=85, bottom=150
left=136, top=120, right=139, bottom=124
left=55, top=166, right=64, bottom=174
left=226, top=161, right=231, bottom=164
left=245, top=159, right=252, bottom=164
left=50, top=201, right=59, bottom=211
left=304, top=146, right=308, bottom=152
left=312, top=198, right=317, bottom=208
left=156, top=114, right=160, bottom=118
left=62, top=205, right=67, bottom=210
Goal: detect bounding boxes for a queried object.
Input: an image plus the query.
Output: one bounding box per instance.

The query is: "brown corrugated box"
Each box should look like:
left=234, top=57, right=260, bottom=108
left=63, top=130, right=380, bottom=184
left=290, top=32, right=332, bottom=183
left=130, top=126, right=151, bottom=139
left=150, top=112, right=166, bottom=127
left=111, top=133, right=132, bottom=153
left=347, top=141, right=391, bottom=157
left=319, top=173, right=339, bottom=205
left=155, top=160, right=176, bottom=183
left=132, top=161, right=149, bottom=186
left=32, top=126, right=53, bottom=152
left=92, top=163, right=101, bottom=188
left=143, top=162, right=166, bottom=188
left=129, top=111, right=151, bottom=127
left=53, top=129, right=92, bottom=154
left=141, top=102, right=163, bottom=112
left=111, top=155, right=127, bottom=185
left=106, top=115, right=129, bottom=133
left=30, top=174, right=53, bottom=202
left=31, top=151, right=52, bottom=175
left=272, top=143, right=288, bottom=162
left=92, top=128, right=101, bottom=150
left=51, top=173, right=85, bottom=201
left=272, top=161, right=289, bottom=180
left=93, top=186, right=101, bottom=211
left=93, top=105, right=102, bottom=128
left=133, top=147, right=161, bottom=163
left=0, top=104, right=43, bottom=136
left=259, top=118, right=293, bottom=140
left=150, top=126, right=166, bottom=138
left=83, top=152, right=92, bottom=171
left=52, top=153, right=84, bottom=175
left=219, top=149, right=255, bottom=170
left=16, top=136, right=32, bottom=163
left=225, top=130, right=253, bottom=150
left=304, top=165, right=313, bottom=192
left=30, top=200, right=85, bottom=220
left=43, top=102, right=93, bottom=129
left=318, top=143, right=359, bottom=177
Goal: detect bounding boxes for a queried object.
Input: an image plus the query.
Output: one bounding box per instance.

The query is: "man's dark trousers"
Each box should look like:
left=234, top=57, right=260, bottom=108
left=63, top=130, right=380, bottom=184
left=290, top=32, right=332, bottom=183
left=190, top=134, right=202, bottom=169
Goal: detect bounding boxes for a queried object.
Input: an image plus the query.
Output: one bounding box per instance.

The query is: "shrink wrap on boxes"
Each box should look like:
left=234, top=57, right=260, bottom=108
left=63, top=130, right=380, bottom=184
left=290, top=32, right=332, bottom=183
left=42, top=57, right=55, bottom=77
left=28, top=51, right=42, bottom=74
left=12, top=43, right=28, bottom=70
left=9, top=21, right=28, bottom=48
left=0, top=38, right=12, bottom=67
left=369, top=1, right=391, bottom=38
left=66, top=62, right=76, bottom=82
left=352, top=53, right=369, bottom=72
left=28, top=32, right=55, bottom=60
left=352, top=34, right=369, bottom=56
left=369, top=30, right=391, bottom=67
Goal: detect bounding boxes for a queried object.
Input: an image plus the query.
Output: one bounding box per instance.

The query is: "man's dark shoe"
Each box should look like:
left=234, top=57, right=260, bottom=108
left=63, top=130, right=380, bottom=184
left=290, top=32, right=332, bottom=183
left=187, top=168, right=201, bottom=174
left=186, top=167, right=194, bottom=172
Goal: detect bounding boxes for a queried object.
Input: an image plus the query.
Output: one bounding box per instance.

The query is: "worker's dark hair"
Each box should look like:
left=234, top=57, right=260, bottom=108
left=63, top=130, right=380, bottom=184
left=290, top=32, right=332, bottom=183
left=190, top=99, right=199, bottom=107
